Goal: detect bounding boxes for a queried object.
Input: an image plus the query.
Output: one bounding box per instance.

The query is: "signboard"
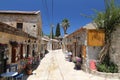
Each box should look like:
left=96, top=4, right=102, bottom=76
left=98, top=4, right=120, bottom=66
left=87, top=30, right=105, bottom=46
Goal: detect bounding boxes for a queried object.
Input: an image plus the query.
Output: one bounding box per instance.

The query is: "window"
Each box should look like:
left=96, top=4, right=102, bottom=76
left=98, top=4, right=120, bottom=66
left=17, top=23, right=23, bottom=30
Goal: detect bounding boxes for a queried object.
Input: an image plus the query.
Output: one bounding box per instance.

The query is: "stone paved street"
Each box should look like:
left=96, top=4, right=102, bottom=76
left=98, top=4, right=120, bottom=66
left=27, top=49, right=119, bottom=80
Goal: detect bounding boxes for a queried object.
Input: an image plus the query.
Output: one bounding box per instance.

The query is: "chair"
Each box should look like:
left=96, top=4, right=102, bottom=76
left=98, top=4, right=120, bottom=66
left=14, top=73, right=24, bottom=80
left=9, top=64, right=24, bottom=80
left=9, top=64, right=18, bottom=72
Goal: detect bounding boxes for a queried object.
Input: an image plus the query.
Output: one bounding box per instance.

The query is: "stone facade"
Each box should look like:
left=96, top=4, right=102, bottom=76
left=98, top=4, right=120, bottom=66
left=0, top=22, right=38, bottom=76
left=64, top=23, right=105, bottom=71
left=0, top=11, right=42, bottom=38
left=52, top=39, right=60, bottom=50
left=41, top=36, right=49, bottom=57
left=110, top=25, right=120, bottom=72
left=0, top=31, right=27, bottom=63
left=0, top=11, right=42, bottom=54
left=0, top=11, right=42, bottom=76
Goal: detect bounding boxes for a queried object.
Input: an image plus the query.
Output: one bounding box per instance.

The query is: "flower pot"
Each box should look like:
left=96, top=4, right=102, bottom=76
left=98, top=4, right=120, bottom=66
left=75, top=61, right=81, bottom=70
left=26, top=69, right=32, bottom=75
left=25, top=64, right=32, bottom=75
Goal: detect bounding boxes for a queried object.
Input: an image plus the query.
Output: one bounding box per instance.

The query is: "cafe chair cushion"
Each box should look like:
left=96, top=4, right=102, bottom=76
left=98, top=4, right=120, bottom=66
left=14, top=73, right=23, bottom=79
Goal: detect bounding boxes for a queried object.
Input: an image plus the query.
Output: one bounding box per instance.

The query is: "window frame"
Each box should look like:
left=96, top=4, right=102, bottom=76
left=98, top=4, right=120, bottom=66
left=16, top=23, right=23, bottom=30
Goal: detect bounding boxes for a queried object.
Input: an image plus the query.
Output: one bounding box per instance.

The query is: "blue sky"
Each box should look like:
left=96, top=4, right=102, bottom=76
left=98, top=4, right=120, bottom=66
left=0, top=0, right=105, bottom=36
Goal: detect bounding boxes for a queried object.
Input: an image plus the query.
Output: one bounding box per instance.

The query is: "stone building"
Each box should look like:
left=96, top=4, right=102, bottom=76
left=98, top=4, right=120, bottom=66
left=41, top=36, right=50, bottom=57
left=47, top=38, right=60, bottom=50
left=52, top=39, right=60, bottom=50
left=0, top=11, right=42, bottom=74
left=65, top=23, right=105, bottom=71
left=82, top=23, right=104, bottom=71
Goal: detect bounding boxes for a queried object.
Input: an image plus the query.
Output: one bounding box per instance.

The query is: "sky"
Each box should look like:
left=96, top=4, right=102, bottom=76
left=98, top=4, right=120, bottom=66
left=0, top=0, right=106, bottom=36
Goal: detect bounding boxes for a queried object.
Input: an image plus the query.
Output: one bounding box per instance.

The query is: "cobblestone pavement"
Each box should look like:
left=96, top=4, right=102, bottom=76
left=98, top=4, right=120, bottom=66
left=27, top=49, right=120, bottom=80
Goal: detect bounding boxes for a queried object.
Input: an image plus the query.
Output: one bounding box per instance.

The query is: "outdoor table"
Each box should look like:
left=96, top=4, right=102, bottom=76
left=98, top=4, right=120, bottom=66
left=1, top=72, right=18, bottom=80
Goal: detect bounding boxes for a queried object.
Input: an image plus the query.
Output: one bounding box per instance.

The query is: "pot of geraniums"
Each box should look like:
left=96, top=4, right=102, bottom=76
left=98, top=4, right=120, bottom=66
left=25, top=64, right=32, bottom=75
left=74, top=57, right=81, bottom=70
left=25, top=58, right=32, bottom=75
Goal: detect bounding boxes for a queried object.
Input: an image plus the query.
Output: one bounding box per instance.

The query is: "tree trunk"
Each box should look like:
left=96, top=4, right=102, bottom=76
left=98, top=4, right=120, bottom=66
left=64, top=26, right=67, bottom=34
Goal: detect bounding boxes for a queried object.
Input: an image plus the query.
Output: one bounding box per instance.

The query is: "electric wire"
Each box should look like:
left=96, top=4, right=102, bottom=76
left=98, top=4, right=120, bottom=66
left=42, top=0, right=50, bottom=25
left=42, top=0, right=54, bottom=36
left=52, top=0, right=54, bottom=23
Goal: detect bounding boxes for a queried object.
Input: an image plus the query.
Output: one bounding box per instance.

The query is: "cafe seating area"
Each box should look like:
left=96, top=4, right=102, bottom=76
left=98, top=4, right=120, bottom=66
left=0, top=56, right=41, bottom=80
left=0, top=64, right=24, bottom=80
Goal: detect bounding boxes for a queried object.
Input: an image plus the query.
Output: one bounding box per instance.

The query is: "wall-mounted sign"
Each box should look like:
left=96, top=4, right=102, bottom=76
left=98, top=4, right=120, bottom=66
left=87, top=30, right=105, bottom=46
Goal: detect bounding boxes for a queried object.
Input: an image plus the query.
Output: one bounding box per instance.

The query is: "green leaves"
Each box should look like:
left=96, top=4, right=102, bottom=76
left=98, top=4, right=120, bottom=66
left=94, top=0, right=120, bottom=44
left=55, top=23, right=61, bottom=37
left=94, top=12, right=105, bottom=29
left=95, top=0, right=120, bottom=71
left=96, top=62, right=118, bottom=73
left=94, top=0, right=120, bottom=31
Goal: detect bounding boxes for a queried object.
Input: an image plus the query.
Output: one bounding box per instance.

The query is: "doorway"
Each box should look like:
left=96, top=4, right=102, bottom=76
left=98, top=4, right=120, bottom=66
left=11, top=47, right=16, bottom=63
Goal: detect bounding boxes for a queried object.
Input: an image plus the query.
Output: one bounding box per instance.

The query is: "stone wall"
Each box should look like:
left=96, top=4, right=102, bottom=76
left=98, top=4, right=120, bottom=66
left=0, top=31, right=27, bottom=63
left=87, top=46, right=101, bottom=60
left=85, top=46, right=101, bottom=70
left=0, top=31, right=38, bottom=63
left=0, top=13, right=41, bottom=38
left=90, top=70, right=120, bottom=79
left=110, top=25, right=120, bottom=72
left=0, top=12, right=42, bottom=55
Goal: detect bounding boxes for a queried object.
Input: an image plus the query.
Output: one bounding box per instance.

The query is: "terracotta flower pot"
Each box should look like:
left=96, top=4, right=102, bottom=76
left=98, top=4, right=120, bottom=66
left=26, top=69, right=32, bottom=75
left=25, top=64, right=32, bottom=75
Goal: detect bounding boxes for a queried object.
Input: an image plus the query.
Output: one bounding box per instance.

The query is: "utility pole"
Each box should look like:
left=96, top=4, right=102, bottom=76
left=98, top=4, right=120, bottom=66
left=50, top=24, right=54, bottom=50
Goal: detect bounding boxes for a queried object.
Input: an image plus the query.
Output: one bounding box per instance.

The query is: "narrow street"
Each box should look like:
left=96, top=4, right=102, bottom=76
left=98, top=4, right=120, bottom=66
left=27, top=49, right=119, bottom=80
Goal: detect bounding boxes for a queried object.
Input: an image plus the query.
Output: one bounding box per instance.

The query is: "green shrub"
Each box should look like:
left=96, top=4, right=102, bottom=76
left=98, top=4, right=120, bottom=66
left=96, top=62, right=118, bottom=73
left=97, top=63, right=107, bottom=72
left=108, top=62, right=118, bottom=73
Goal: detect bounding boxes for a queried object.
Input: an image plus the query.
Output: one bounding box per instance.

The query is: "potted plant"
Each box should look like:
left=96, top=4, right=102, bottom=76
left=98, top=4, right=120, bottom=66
left=25, top=63, right=32, bottom=75
left=72, top=57, right=77, bottom=63
left=74, top=57, right=81, bottom=70
left=25, top=58, right=32, bottom=75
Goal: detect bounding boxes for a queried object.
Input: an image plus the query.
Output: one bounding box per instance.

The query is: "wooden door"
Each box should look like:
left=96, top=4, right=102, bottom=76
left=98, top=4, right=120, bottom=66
left=82, top=46, right=86, bottom=59
left=11, top=47, right=16, bottom=63
left=20, top=44, right=23, bottom=59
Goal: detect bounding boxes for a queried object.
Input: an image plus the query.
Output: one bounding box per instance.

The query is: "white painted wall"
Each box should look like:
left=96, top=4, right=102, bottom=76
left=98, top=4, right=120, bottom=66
left=86, top=46, right=101, bottom=68
left=87, top=46, right=101, bottom=60
left=47, top=40, right=52, bottom=50
left=24, top=23, right=37, bottom=37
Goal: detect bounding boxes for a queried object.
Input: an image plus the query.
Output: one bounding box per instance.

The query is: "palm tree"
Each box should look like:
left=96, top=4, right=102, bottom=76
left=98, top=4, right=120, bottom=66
left=61, top=19, right=70, bottom=35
